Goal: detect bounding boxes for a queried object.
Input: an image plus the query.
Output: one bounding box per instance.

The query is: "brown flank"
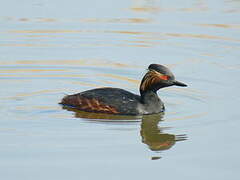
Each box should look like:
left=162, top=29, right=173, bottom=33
left=61, top=95, right=119, bottom=114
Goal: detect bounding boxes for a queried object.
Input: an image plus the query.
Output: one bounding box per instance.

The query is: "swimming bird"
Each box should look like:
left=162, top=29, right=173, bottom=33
left=60, top=64, right=187, bottom=115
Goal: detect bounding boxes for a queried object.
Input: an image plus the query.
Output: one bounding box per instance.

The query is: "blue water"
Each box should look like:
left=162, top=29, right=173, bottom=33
left=1, top=0, right=240, bottom=179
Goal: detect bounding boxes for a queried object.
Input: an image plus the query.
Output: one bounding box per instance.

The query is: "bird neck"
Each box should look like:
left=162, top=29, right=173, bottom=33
left=140, top=90, right=160, bottom=105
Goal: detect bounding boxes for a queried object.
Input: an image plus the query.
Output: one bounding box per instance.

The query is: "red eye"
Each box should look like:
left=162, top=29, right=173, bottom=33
left=160, top=75, right=169, bottom=80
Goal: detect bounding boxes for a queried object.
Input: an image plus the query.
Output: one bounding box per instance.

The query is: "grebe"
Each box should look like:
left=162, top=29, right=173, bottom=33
left=60, top=64, right=187, bottom=115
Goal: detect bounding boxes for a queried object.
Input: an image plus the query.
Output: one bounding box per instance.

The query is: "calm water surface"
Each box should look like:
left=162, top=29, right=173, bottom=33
left=1, top=0, right=240, bottom=179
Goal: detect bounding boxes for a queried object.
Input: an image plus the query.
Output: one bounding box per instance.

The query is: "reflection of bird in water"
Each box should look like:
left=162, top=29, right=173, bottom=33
left=63, top=107, right=187, bottom=158
left=141, top=113, right=187, bottom=152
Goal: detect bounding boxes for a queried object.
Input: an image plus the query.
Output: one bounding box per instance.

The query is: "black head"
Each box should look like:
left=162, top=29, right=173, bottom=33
left=140, top=64, right=187, bottom=94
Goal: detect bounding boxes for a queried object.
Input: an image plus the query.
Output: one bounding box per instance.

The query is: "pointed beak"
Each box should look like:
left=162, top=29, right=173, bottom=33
left=173, top=80, right=187, bottom=87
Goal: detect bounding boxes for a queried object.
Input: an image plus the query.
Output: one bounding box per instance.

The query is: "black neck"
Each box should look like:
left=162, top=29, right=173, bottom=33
left=140, top=90, right=159, bottom=104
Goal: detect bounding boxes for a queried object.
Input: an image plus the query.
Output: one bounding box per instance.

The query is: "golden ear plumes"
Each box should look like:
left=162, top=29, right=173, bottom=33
left=140, top=70, right=169, bottom=92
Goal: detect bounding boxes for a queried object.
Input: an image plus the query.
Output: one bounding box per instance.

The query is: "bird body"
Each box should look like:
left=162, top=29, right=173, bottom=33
left=61, top=87, right=164, bottom=115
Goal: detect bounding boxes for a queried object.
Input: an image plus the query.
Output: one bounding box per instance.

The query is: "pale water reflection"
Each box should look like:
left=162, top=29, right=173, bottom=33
left=141, top=113, right=187, bottom=153
left=62, top=107, right=187, bottom=157
left=1, top=0, right=240, bottom=179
